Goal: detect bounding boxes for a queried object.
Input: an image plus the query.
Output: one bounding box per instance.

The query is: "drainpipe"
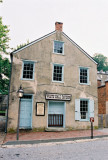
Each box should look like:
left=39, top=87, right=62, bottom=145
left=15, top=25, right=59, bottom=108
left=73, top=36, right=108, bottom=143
left=5, top=53, right=13, bottom=133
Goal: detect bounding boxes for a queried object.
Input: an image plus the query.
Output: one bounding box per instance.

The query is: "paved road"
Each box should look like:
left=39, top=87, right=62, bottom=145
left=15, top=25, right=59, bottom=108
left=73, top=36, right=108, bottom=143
left=0, top=138, right=108, bottom=160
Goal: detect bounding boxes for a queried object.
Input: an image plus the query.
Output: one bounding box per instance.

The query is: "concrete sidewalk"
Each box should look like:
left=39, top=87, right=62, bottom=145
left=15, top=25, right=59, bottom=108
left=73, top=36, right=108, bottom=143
left=1, top=128, right=108, bottom=146
left=0, top=132, right=6, bottom=145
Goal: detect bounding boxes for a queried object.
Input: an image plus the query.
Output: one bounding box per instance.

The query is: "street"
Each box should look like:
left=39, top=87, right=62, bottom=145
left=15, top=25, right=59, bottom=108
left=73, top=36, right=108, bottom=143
left=0, top=138, right=108, bottom=160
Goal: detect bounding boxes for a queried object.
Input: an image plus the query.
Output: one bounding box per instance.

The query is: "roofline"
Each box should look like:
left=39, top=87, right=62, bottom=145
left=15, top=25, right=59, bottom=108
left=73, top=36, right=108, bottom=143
left=62, top=32, right=97, bottom=65
left=98, top=85, right=105, bottom=88
left=11, top=30, right=97, bottom=65
left=11, top=30, right=56, bottom=54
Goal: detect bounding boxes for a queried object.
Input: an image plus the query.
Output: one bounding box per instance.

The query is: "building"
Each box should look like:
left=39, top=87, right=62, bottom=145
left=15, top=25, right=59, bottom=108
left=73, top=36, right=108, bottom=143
left=97, top=71, right=108, bottom=127
left=8, top=22, right=98, bottom=131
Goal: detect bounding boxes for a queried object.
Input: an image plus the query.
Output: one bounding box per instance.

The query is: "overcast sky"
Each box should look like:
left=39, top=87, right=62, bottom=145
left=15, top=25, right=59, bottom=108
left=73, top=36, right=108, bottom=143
left=0, top=0, right=108, bottom=57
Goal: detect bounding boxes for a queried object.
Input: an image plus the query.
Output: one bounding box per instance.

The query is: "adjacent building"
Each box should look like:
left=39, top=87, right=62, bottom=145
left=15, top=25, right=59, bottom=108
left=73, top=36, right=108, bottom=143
left=97, top=71, right=108, bottom=127
left=8, top=22, right=98, bottom=131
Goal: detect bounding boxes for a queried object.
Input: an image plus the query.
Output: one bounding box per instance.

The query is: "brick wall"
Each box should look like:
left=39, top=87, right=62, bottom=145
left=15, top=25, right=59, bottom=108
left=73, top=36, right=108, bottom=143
left=105, top=81, right=108, bottom=101
left=98, top=86, right=106, bottom=114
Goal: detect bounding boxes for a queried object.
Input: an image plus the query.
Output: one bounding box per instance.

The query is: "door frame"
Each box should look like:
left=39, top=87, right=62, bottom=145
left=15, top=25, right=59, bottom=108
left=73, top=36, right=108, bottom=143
left=20, top=94, right=34, bottom=129
left=47, top=101, right=66, bottom=128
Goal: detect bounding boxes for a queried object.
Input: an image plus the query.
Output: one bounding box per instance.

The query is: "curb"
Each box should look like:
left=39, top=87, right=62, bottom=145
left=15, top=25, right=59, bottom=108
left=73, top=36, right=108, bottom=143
left=2, top=134, right=108, bottom=146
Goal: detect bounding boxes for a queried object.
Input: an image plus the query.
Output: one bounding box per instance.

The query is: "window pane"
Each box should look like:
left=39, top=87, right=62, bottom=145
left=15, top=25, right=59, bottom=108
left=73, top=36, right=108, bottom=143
left=80, top=68, right=88, bottom=84
left=23, top=62, right=34, bottom=79
left=80, top=100, right=88, bottom=119
left=53, top=65, right=63, bottom=82
left=54, top=41, right=63, bottom=54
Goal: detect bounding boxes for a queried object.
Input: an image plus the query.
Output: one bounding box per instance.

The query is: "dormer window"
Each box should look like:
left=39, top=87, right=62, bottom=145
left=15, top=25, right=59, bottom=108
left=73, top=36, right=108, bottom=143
left=54, top=41, right=64, bottom=54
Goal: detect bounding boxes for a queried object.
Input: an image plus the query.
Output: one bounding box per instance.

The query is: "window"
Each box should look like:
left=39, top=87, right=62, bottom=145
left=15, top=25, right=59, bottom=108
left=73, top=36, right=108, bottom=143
left=80, top=100, right=88, bottom=120
left=54, top=41, right=64, bottom=54
left=22, top=95, right=32, bottom=99
left=75, top=99, right=94, bottom=121
left=22, top=61, right=34, bottom=80
left=80, top=67, right=89, bottom=84
left=53, top=64, right=64, bottom=82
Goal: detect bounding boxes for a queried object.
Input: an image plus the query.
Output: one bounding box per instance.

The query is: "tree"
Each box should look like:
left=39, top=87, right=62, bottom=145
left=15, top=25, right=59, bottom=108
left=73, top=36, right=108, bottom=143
left=0, top=55, right=10, bottom=94
left=93, top=53, right=108, bottom=71
left=13, top=39, right=29, bottom=51
left=0, top=17, right=10, bottom=53
left=0, top=15, right=10, bottom=94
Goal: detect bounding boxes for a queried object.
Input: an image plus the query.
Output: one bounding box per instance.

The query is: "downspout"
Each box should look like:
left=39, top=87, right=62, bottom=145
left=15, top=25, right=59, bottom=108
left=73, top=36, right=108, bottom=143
left=5, top=53, right=13, bottom=133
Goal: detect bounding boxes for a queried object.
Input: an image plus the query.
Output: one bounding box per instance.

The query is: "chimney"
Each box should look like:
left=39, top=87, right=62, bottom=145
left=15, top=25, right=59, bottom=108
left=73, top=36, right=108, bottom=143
left=55, top=22, right=63, bottom=31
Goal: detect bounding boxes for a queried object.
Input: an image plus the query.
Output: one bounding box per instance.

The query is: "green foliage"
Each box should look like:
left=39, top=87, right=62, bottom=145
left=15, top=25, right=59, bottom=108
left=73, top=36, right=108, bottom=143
left=0, top=55, right=11, bottom=94
left=93, top=53, right=108, bottom=71
left=0, top=17, right=10, bottom=53
left=13, top=40, right=29, bottom=51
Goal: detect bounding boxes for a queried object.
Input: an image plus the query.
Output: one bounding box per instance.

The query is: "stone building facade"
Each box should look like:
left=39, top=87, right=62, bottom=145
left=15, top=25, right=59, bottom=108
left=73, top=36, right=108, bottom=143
left=8, top=22, right=98, bottom=131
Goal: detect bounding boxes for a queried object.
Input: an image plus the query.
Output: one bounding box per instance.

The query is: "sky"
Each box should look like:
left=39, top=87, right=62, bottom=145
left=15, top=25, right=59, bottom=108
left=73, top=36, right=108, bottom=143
left=0, top=0, right=108, bottom=57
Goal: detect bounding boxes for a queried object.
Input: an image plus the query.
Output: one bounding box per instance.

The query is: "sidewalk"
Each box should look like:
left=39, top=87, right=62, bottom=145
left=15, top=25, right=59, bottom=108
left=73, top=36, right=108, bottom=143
left=0, top=132, right=6, bottom=145
left=1, top=128, right=108, bottom=146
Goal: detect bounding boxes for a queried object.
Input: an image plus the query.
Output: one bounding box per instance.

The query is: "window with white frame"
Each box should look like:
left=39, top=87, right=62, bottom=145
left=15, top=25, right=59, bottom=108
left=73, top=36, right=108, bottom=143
left=80, top=100, right=88, bottom=120
left=22, top=61, right=34, bottom=80
left=80, top=67, right=89, bottom=84
left=54, top=41, right=64, bottom=54
left=75, top=99, right=94, bottom=121
left=53, top=64, right=64, bottom=82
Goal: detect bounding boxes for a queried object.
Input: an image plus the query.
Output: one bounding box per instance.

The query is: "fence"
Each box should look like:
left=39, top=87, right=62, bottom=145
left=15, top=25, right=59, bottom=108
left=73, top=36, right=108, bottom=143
left=98, top=114, right=108, bottom=128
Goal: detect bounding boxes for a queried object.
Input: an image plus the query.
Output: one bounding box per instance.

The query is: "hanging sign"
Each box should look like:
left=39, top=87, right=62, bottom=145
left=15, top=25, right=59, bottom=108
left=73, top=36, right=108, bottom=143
left=46, top=93, right=72, bottom=101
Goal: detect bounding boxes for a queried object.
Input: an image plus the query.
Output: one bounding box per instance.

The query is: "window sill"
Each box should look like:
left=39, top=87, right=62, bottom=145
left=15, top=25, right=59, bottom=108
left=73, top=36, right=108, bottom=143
left=21, top=78, right=34, bottom=81
left=79, top=83, right=90, bottom=86
left=79, top=119, right=89, bottom=122
left=52, top=52, right=64, bottom=55
left=52, top=80, right=64, bottom=84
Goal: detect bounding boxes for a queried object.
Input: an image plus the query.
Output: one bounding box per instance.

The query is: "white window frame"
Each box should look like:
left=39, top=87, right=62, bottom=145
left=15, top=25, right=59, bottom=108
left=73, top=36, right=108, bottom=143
left=80, top=99, right=89, bottom=121
left=53, top=40, right=64, bottom=55
left=75, top=99, right=94, bottom=122
left=79, top=67, right=89, bottom=85
left=21, top=61, right=35, bottom=80
left=52, top=63, right=64, bottom=83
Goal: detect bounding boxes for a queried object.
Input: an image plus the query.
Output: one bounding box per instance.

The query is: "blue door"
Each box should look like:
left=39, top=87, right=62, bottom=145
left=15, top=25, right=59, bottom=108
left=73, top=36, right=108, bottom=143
left=19, top=95, right=32, bottom=129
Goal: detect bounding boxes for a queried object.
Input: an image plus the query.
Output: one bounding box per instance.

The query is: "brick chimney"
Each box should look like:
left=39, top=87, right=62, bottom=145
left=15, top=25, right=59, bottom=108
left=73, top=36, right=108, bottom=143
left=55, top=22, right=63, bottom=31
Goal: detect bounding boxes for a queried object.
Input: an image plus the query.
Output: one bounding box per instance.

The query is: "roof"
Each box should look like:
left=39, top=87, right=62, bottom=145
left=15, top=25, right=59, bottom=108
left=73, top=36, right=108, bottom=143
left=11, top=31, right=97, bottom=64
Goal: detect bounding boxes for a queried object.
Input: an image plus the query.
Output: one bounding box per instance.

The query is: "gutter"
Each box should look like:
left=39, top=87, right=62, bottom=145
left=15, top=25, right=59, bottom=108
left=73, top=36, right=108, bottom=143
left=5, top=53, right=13, bottom=133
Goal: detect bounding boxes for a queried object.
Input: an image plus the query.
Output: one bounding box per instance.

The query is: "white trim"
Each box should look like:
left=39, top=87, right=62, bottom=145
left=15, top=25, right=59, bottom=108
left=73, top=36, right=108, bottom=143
left=52, top=63, right=64, bottom=83
left=21, top=61, right=35, bottom=80
left=79, top=67, right=90, bottom=85
left=53, top=40, right=64, bottom=55
left=78, top=66, right=91, bottom=69
left=79, top=98, right=90, bottom=121
left=21, top=59, right=37, bottom=63
left=62, top=32, right=97, bottom=65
